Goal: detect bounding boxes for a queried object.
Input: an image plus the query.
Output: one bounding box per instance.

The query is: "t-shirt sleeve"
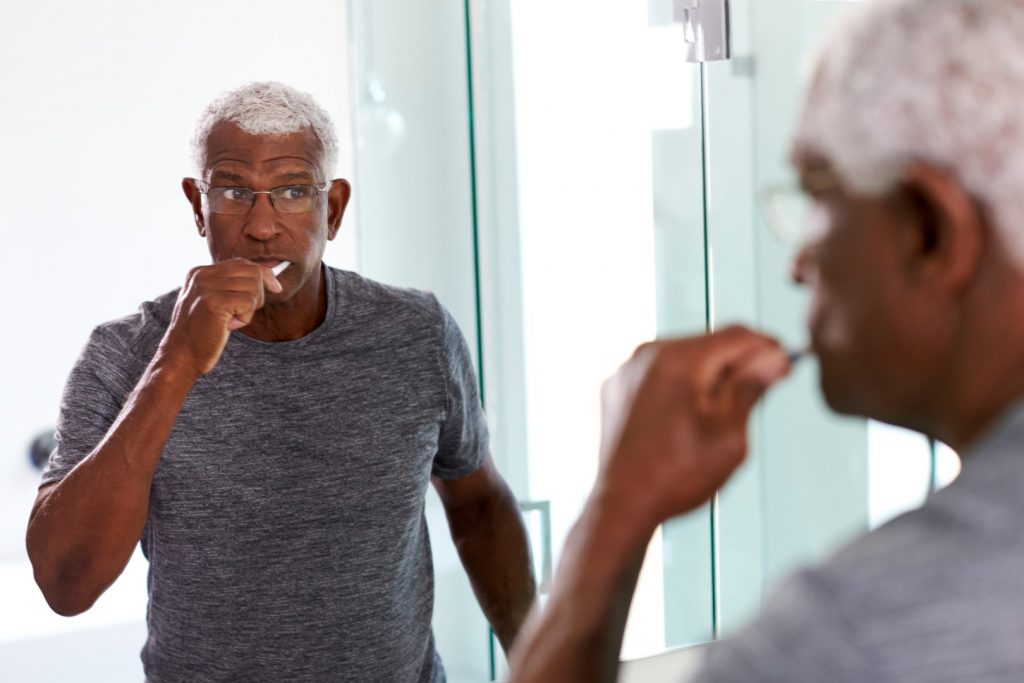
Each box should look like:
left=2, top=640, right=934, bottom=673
left=431, top=300, right=490, bottom=480
left=689, top=569, right=880, bottom=683
left=41, top=328, right=133, bottom=487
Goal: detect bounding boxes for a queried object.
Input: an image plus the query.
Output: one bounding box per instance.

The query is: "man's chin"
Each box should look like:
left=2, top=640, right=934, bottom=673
left=817, top=369, right=868, bottom=418
left=264, top=290, right=291, bottom=306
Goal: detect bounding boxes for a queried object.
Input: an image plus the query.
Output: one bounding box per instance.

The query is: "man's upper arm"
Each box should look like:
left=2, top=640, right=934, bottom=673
left=28, top=483, right=58, bottom=528
left=431, top=300, right=489, bottom=480
left=432, top=455, right=509, bottom=515
left=43, top=328, right=130, bottom=487
left=691, top=569, right=878, bottom=683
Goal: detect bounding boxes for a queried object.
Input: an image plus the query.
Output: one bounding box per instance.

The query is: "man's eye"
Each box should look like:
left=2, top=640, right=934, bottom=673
left=283, top=186, right=311, bottom=200
left=219, top=188, right=250, bottom=202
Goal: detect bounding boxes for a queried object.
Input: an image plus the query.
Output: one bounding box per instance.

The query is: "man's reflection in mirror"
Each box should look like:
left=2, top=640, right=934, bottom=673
left=26, top=82, right=536, bottom=682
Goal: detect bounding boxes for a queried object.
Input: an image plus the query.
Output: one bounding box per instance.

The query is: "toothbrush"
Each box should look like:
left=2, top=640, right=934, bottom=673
left=787, top=346, right=813, bottom=364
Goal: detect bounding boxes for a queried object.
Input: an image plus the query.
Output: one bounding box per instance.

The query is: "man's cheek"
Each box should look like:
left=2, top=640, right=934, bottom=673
left=807, top=290, right=850, bottom=352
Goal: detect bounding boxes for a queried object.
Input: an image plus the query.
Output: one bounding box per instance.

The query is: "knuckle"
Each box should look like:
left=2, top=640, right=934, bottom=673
left=725, top=433, right=748, bottom=461
left=718, top=324, right=752, bottom=339
left=185, top=266, right=205, bottom=286
left=646, top=344, right=680, bottom=377
left=634, top=340, right=663, bottom=360
left=600, top=375, right=617, bottom=402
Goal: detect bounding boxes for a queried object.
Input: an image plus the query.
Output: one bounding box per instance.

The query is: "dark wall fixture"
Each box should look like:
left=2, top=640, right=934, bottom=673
left=29, top=430, right=56, bottom=470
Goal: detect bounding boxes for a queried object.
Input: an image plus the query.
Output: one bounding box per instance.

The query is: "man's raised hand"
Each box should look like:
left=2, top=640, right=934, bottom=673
left=159, top=259, right=283, bottom=377
left=595, top=326, right=792, bottom=532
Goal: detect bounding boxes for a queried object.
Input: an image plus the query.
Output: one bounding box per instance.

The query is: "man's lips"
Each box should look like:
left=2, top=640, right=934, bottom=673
left=240, top=257, right=292, bottom=278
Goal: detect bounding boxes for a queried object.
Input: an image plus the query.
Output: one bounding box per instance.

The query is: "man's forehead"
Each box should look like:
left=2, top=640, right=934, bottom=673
left=203, top=121, right=324, bottom=174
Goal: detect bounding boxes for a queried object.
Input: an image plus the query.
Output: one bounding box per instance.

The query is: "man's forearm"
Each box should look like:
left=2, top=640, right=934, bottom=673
left=449, top=482, right=538, bottom=655
left=26, top=349, right=199, bottom=615
left=508, top=485, right=655, bottom=683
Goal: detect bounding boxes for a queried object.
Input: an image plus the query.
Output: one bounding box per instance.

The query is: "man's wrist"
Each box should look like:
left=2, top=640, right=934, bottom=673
left=554, top=478, right=661, bottom=600
left=150, top=344, right=203, bottom=391
left=587, top=475, right=663, bottom=548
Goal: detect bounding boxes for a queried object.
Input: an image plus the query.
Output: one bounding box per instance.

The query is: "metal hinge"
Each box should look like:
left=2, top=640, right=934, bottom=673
left=674, top=0, right=731, bottom=63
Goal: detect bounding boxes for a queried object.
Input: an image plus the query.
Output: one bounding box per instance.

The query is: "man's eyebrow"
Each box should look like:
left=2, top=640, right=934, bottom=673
left=801, top=167, right=840, bottom=195
left=276, top=171, right=318, bottom=182
left=209, top=170, right=247, bottom=183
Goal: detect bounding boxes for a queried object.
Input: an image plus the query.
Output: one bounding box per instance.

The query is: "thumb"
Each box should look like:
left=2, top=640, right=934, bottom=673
left=730, top=346, right=791, bottom=415
left=260, top=265, right=284, bottom=294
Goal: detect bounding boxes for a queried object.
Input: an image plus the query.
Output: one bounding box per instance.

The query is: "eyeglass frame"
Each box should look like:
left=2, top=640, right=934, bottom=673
left=192, top=179, right=331, bottom=215
left=759, top=168, right=842, bottom=245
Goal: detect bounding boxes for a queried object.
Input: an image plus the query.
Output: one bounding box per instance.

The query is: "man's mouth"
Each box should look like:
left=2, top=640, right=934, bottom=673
left=248, top=257, right=288, bottom=267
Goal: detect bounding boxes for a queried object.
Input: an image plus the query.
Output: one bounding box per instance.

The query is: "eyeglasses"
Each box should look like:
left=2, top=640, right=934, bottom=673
left=759, top=169, right=840, bottom=244
left=195, top=181, right=329, bottom=215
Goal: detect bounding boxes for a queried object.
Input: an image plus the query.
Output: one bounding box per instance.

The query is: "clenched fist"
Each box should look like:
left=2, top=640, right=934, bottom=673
left=595, top=326, right=792, bottom=531
left=159, top=259, right=284, bottom=377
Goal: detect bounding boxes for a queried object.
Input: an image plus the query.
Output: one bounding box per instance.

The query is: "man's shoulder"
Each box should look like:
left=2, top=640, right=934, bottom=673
left=812, top=494, right=988, bottom=602
left=88, top=288, right=179, bottom=361
left=327, top=266, right=444, bottom=327
left=826, top=462, right=1024, bottom=586
left=698, top=498, right=1004, bottom=682
left=757, top=480, right=1024, bottom=638
left=709, top=477, right=1024, bottom=681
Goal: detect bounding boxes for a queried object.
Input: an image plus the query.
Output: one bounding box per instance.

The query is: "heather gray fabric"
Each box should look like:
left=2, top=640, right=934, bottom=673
left=693, top=401, right=1024, bottom=682
left=42, top=265, right=488, bottom=682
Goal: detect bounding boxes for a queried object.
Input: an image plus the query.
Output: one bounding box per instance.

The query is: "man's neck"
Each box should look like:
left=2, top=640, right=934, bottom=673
left=931, top=309, right=1024, bottom=454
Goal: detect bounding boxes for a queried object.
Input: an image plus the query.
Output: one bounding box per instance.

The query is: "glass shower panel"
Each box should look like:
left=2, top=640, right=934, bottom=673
left=472, top=0, right=714, bottom=661
left=653, top=66, right=716, bottom=651
left=703, top=0, right=873, bottom=635
left=697, top=0, right=764, bottom=636
left=348, top=0, right=955, bottom=673
left=705, top=0, right=948, bottom=638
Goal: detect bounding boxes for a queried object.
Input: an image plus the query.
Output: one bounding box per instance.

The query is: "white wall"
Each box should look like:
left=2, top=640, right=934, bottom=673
left=0, top=1, right=354, bottom=678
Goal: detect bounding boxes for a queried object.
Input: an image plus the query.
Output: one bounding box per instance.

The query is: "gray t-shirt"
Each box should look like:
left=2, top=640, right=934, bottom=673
left=695, top=401, right=1024, bottom=682
left=43, top=266, right=488, bottom=682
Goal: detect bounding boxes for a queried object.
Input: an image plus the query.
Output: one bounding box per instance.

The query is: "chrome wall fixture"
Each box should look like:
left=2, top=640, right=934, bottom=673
left=675, top=0, right=731, bottom=63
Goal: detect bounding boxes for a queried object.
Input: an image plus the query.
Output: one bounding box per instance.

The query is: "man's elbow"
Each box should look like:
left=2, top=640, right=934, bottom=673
left=449, top=488, right=510, bottom=535
left=31, top=562, right=100, bottom=617
left=42, top=591, right=93, bottom=617
left=26, top=534, right=100, bottom=617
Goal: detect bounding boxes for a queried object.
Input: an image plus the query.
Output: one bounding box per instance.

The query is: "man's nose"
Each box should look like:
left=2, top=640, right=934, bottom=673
left=791, top=241, right=814, bottom=285
left=242, top=193, right=280, bottom=241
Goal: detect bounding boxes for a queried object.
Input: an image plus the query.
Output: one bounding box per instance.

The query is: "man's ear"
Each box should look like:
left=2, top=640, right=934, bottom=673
left=181, top=178, right=206, bottom=236
left=326, top=179, right=352, bottom=241
left=895, top=163, right=986, bottom=296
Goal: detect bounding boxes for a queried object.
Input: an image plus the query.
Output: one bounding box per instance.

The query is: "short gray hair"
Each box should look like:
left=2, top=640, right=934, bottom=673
left=798, top=0, right=1024, bottom=265
left=190, top=81, right=338, bottom=179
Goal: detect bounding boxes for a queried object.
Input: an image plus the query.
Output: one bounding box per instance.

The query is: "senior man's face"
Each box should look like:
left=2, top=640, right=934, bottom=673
left=790, top=150, right=951, bottom=427
left=183, top=121, right=350, bottom=303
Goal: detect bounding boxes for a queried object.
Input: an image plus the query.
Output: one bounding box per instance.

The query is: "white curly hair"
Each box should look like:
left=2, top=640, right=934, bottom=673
left=190, top=81, right=338, bottom=179
left=797, top=0, right=1024, bottom=264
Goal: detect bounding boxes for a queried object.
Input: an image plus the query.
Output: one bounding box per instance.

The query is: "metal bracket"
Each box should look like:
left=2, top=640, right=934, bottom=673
left=674, top=0, right=731, bottom=63
left=519, top=499, right=553, bottom=593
